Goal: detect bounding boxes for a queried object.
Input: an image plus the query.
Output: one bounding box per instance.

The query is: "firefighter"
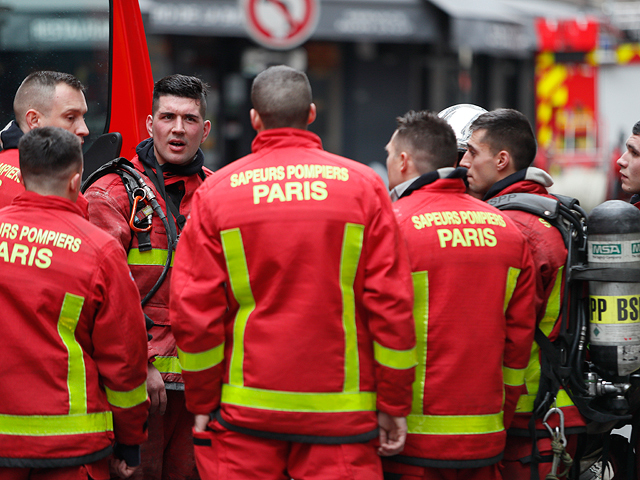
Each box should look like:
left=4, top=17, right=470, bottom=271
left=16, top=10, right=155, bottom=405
left=0, top=127, right=149, bottom=480
left=459, top=108, right=587, bottom=479
left=382, top=110, right=536, bottom=480
left=0, top=71, right=90, bottom=208
left=169, top=65, right=417, bottom=480
left=617, top=120, right=640, bottom=205
left=84, top=75, right=212, bottom=480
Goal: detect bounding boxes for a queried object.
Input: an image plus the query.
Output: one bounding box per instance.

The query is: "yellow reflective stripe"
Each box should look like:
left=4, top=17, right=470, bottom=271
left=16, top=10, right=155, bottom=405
left=504, top=267, right=521, bottom=314
left=221, top=384, right=376, bottom=413
left=221, top=229, right=256, bottom=387
left=127, top=248, right=174, bottom=267
left=373, top=341, right=417, bottom=370
left=57, top=293, right=86, bottom=415
left=0, top=412, right=113, bottom=436
left=503, top=366, right=526, bottom=387
left=177, top=344, right=224, bottom=372
left=105, top=382, right=148, bottom=409
left=517, top=268, right=564, bottom=409
left=517, top=388, right=574, bottom=413
left=540, top=267, right=563, bottom=337
left=340, top=223, right=364, bottom=393
left=153, top=356, right=182, bottom=374
left=411, top=271, right=428, bottom=415
left=407, top=412, right=504, bottom=435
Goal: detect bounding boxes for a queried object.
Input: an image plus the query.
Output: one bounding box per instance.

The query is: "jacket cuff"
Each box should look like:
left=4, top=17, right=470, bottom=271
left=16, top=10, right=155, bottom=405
left=114, top=443, right=141, bottom=467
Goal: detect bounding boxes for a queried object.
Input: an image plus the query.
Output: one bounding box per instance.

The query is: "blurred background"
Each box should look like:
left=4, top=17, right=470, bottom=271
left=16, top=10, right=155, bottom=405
left=1, top=0, right=640, bottom=210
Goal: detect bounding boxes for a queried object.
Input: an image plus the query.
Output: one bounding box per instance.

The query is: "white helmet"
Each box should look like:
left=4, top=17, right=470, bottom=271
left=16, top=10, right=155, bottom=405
left=438, top=104, right=487, bottom=153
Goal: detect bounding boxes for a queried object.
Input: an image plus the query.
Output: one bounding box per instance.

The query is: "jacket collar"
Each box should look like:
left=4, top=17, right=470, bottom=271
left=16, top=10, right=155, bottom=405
left=0, top=121, right=24, bottom=151
left=397, top=167, right=467, bottom=200
left=483, top=167, right=553, bottom=201
left=251, top=128, right=323, bottom=153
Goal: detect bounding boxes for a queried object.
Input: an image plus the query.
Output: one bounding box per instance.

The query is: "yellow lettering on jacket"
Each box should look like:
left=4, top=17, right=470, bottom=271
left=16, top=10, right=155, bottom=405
left=412, top=210, right=506, bottom=230
left=17, top=225, right=81, bottom=252
left=0, top=163, right=21, bottom=183
left=0, top=241, right=53, bottom=269
left=436, top=228, right=497, bottom=248
left=230, top=166, right=286, bottom=187
left=253, top=181, right=328, bottom=204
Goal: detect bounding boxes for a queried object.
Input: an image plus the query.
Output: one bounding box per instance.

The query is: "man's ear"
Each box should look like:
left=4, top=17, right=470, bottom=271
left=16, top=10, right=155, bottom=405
left=307, top=103, right=317, bottom=125
left=146, top=114, right=154, bottom=137
left=25, top=110, right=42, bottom=130
left=68, top=171, right=82, bottom=200
left=250, top=109, right=264, bottom=132
left=496, top=150, right=511, bottom=172
left=399, top=151, right=409, bottom=172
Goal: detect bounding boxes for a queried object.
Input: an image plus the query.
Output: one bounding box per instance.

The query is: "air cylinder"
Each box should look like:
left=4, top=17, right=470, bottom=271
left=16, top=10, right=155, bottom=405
left=588, top=200, right=640, bottom=379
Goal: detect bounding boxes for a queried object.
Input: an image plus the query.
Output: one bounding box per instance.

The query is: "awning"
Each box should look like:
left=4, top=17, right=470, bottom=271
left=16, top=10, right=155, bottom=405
left=427, top=0, right=598, bottom=58
left=143, top=0, right=441, bottom=44
left=427, top=0, right=535, bottom=57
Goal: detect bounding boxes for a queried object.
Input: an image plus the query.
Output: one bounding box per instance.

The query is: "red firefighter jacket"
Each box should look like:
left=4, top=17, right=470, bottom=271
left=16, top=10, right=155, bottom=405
left=485, top=168, right=586, bottom=433
left=170, top=128, right=417, bottom=442
left=85, top=143, right=212, bottom=384
left=391, top=174, right=536, bottom=468
left=0, top=192, right=149, bottom=468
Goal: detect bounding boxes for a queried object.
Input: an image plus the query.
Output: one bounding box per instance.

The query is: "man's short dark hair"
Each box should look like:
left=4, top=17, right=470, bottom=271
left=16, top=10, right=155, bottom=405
left=394, top=110, right=458, bottom=172
left=14, top=71, right=85, bottom=129
left=251, top=65, right=312, bottom=130
left=19, top=127, right=82, bottom=186
left=633, top=121, right=640, bottom=136
left=152, top=74, right=209, bottom=118
left=470, top=109, right=537, bottom=171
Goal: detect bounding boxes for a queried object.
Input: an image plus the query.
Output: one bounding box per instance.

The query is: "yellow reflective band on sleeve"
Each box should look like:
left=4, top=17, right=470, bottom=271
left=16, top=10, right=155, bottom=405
left=57, top=293, right=87, bottom=416
left=518, top=268, right=564, bottom=406
left=221, top=384, right=376, bottom=413
left=517, top=388, right=575, bottom=413
left=503, top=365, right=526, bottom=387
left=340, top=223, right=364, bottom=393
left=407, top=412, right=504, bottom=435
left=540, top=268, right=563, bottom=337
left=411, top=271, right=428, bottom=415
left=0, top=411, right=113, bottom=436
left=177, top=343, right=224, bottom=372
left=504, top=267, right=521, bottom=314
left=127, top=248, right=174, bottom=267
left=153, top=356, right=182, bottom=374
left=373, top=341, right=417, bottom=370
left=105, top=382, right=148, bottom=409
left=221, top=229, right=256, bottom=387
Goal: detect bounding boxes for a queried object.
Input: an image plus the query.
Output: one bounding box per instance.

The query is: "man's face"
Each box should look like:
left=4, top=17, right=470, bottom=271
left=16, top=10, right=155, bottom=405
left=459, top=129, right=500, bottom=198
left=618, top=134, right=640, bottom=195
left=385, top=131, right=403, bottom=190
left=40, top=83, right=89, bottom=143
left=147, top=95, right=211, bottom=166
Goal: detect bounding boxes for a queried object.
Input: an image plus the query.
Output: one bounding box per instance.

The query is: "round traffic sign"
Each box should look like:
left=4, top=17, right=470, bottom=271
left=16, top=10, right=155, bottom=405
left=242, top=0, right=320, bottom=50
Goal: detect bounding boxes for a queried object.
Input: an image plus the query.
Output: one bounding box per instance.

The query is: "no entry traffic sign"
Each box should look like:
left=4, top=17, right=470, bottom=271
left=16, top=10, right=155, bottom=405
left=242, top=0, right=320, bottom=50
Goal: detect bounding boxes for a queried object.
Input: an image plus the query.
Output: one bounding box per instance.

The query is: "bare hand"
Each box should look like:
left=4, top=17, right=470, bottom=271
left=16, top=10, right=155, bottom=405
left=377, top=411, right=407, bottom=456
left=147, top=362, right=167, bottom=415
left=194, top=414, right=210, bottom=432
left=110, top=458, right=139, bottom=479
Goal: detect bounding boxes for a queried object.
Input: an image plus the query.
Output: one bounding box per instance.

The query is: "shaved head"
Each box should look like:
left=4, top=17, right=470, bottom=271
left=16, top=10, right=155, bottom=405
left=14, top=71, right=85, bottom=130
left=251, top=65, right=312, bottom=130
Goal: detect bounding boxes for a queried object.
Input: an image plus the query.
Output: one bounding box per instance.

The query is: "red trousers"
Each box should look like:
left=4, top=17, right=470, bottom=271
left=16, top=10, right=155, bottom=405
left=193, top=419, right=383, bottom=480
left=382, top=459, right=500, bottom=480
left=501, top=434, right=578, bottom=480
left=129, top=389, right=199, bottom=480
left=0, top=458, right=109, bottom=480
